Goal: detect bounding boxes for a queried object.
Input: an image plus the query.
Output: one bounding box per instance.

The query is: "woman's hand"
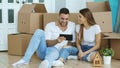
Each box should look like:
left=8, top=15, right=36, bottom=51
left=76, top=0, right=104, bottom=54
left=78, top=51, right=86, bottom=60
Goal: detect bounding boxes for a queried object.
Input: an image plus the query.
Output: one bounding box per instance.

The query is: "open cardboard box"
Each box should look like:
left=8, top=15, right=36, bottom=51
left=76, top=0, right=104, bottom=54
left=87, top=1, right=120, bottom=59
left=18, top=4, right=47, bottom=34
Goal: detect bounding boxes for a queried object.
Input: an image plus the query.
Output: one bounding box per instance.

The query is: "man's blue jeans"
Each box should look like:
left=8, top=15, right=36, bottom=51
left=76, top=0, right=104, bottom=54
left=22, top=29, right=59, bottom=68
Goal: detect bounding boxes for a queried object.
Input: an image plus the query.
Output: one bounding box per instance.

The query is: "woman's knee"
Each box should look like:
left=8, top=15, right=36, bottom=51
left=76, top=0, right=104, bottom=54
left=89, top=52, right=96, bottom=62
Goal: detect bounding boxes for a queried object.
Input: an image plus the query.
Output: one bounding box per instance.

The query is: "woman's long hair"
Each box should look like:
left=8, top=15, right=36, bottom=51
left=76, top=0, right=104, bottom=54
left=79, top=8, right=96, bottom=43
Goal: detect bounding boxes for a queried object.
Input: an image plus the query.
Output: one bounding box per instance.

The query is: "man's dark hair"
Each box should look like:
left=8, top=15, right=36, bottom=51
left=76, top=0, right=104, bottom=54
left=59, top=8, right=69, bottom=15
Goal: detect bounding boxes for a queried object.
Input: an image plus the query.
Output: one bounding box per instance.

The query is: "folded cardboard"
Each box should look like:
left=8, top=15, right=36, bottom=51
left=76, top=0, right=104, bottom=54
left=43, top=13, right=78, bottom=29
left=18, top=4, right=47, bottom=34
left=87, top=1, right=112, bottom=32
left=8, top=34, right=32, bottom=56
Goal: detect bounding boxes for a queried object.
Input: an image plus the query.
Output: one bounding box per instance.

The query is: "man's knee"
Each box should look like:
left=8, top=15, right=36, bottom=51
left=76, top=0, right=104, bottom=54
left=34, top=29, right=44, bottom=36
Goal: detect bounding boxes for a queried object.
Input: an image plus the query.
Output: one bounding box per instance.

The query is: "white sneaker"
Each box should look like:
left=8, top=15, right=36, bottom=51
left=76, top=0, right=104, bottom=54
left=12, top=59, right=29, bottom=66
left=39, top=60, right=49, bottom=68
left=52, top=60, right=64, bottom=66
left=67, top=55, right=78, bottom=60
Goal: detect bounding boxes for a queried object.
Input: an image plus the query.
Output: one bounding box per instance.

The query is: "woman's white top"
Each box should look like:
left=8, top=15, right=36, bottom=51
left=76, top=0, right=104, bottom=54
left=76, top=24, right=101, bottom=46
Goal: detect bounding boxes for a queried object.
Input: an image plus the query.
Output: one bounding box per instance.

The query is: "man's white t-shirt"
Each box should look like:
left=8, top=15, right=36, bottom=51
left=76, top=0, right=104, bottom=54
left=76, top=24, right=101, bottom=46
left=45, top=21, right=75, bottom=50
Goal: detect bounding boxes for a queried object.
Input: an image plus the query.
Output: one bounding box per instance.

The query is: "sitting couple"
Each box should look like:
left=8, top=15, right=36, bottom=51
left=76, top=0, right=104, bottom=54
left=12, top=7, right=101, bottom=68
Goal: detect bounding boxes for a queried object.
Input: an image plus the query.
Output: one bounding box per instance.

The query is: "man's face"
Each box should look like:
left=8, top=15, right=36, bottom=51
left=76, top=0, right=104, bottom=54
left=59, top=13, right=69, bottom=27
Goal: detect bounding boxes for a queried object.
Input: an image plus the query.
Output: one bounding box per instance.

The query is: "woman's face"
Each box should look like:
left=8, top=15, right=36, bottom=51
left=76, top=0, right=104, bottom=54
left=78, top=13, right=87, bottom=24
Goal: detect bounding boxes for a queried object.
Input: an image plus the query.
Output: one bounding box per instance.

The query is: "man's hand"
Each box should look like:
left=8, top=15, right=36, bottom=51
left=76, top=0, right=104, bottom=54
left=57, top=36, right=66, bottom=43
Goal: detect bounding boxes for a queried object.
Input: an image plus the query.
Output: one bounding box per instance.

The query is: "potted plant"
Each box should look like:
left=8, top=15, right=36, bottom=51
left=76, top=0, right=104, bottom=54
left=100, top=48, right=114, bottom=64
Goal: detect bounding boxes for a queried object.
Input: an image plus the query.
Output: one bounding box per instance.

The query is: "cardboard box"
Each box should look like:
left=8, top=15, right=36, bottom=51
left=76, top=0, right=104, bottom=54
left=8, top=34, right=32, bottom=56
left=43, top=13, right=78, bottom=29
left=87, top=2, right=112, bottom=32
left=18, top=4, right=47, bottom=34
left=111, top=39, right=120, bottom=59
left=103, top=33, right=120, bottom=59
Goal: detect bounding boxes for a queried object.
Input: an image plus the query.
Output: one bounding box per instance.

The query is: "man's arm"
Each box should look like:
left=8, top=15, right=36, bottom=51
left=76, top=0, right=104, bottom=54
left=46, top=39, right=58, bottom=47
left=46, top=36, right=66, bottom=47
left=67, top=41, right=76, bottom=46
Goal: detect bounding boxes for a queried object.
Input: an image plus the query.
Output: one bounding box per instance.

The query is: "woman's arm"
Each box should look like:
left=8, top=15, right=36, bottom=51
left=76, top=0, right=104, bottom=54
left=76, top=32, right=82, bottom=53
left=84, top=32, right=101, bottom=55
left=76, top=32, right=85, bottom=59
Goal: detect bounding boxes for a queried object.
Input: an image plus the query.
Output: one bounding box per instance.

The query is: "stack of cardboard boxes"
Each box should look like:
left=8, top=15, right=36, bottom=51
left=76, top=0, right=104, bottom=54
left=87, top=2, right=120, bottom=59
left=8, top=1, right=120, bottom=59
left=8, top=4, right=47, bottom=56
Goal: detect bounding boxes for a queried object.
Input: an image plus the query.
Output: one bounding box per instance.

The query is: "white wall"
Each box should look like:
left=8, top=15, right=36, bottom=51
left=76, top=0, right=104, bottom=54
left=44, top=0, right=94, bottom=13
left=86, top=0, right=94, bottom=2
left=44, top=0, right=55, bottom=13
left=55, top=0, right=66, bottom=13
left=66, top=0, right=86, bottom=13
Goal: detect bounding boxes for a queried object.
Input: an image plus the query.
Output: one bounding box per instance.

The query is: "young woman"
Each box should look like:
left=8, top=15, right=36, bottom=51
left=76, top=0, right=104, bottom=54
left=52, top=8, right=102, bottom=66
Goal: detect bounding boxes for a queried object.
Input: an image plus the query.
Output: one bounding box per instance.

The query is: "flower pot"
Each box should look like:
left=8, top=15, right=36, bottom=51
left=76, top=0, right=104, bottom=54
left=103, top=56, right=111, bottom=64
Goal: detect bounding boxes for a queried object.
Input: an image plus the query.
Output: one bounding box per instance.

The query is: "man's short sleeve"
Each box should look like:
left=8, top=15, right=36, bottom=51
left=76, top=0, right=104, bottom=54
left=45, top=23, right=52, bottom=40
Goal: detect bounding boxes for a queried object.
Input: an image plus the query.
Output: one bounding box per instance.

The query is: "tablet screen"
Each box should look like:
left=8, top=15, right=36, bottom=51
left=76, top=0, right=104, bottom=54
left=59, top=34, right=73, bottom=41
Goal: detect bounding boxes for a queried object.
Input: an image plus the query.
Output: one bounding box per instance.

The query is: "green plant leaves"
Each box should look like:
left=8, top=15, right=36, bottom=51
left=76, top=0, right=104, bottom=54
left=100, top=48, right=114, bottom=56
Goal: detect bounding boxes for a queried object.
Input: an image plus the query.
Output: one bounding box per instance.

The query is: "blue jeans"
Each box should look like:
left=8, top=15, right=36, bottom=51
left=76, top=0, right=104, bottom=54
left=59, top=45, right=94, bottom=62
left=22, top=29, right=59, bottom=68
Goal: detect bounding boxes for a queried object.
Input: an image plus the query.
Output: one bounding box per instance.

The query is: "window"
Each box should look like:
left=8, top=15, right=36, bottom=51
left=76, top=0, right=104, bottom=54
left=0, top=9, right=2, bottom=23
left=8, top=9, right=14, bottom=23
left=27, top=0, right=44, bottom=3
left=0, top=0, right=1, bottom=3
left=28, top=0, right=33, bottom=3
left=8, top=0, right=14, bottom=3
left=39, top=0, right=44, bottom=2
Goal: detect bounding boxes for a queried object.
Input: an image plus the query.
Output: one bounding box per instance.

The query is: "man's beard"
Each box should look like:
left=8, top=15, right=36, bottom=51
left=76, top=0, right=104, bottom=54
left=60, top=22, right=67, bottom=27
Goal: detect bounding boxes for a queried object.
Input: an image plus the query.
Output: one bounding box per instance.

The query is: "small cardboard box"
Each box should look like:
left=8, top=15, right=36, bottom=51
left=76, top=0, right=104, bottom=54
left=8, top=34, right=32, bottom=56
left=18, top=4, right=47, bottom=34
left=87, top=1, right=112, bottom=32
left=43, top=13, right=78, bottom=29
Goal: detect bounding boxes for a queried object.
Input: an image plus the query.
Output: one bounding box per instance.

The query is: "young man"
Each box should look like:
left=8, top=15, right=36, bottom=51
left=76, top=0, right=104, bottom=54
left=12, top=8, right=75, bottom=68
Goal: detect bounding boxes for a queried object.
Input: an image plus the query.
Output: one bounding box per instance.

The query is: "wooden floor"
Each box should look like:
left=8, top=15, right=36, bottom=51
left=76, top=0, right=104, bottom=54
left=0, top=52, right=120, bottom=68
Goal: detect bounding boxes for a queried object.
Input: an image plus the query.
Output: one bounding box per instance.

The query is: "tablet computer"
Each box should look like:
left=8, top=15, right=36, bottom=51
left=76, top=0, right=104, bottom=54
left=59, top=34, right=73, bottom=41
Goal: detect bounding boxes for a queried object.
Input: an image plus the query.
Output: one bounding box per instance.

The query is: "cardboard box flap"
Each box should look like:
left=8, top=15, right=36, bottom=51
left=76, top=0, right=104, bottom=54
left=19, top=4, right=47, bottom=13
left=33, top=4, right=47, bottom=13
left=19, top=4, right=36, bottom=13
left=103, top=33, right=120, bottom=39
left=87, top=1, right=110, bottom=12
